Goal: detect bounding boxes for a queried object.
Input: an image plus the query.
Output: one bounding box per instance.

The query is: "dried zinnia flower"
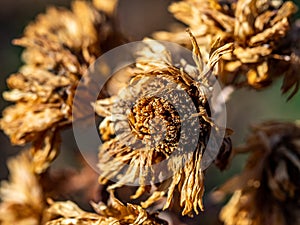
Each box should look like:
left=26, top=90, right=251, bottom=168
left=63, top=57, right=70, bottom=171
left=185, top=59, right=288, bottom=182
left=95, top=32, right=233, bottom=216
left=0, top=151, right=45, bottom=225
left=215, top=121, right=300, bottom=225
left=0, top=0, right=122, bottom=172
left=154, top=0, right=299, bottom=98
left=44, top=192, right=167, bottom=225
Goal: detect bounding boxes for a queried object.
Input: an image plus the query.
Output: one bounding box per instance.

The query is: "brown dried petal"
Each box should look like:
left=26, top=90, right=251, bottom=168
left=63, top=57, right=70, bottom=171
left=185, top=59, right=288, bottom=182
left=45, top=200, right=110, bottom=225
left=14, top=37, right=84, bottom=75
left=254, top=10, right=276, bottom=31
left=246, top=61, right=270, bottom=88
left=4, top=71, right=71, bottom=103
left=0, top=103, right=64, bottom=145
left=45, top=194, right=166, bottom=225
left=233, top=46, right=272, bottom=63
left=0, top=151, right=44, bottom=225
left=234, top=0, right=257, bottom=40
left=30, top=128, right=61, bottom=174
left=270, top=1, right=298, bottom=26
left=249, top=18, right=290, bottom=45
left=141, top=150, right=205, bottom=217
left=169, top=1, right=205, bottom=29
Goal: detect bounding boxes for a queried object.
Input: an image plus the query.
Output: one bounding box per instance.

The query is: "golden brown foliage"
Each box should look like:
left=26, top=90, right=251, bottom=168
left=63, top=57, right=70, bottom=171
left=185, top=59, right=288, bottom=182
left=2, top=0, right=300, bottom=224
left=45, top=193, right=166, bottom=225
left=154, top=0, right=300, bottom=98
left=0, top=0, right=121, bottom=172
left=0, top=151, right=166, bottom=225
left=0, top=151, right=45, bottom=225
left=215, top=121, right=300, bottom=225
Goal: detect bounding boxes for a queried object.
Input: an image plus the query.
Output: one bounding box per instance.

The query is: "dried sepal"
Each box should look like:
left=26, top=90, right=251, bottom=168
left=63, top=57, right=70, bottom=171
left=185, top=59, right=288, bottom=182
left=154, top=0, right=300, bottom=98
left=215, top=121, right=300, bottom=225
left=0, top=151, right=45, bottom=225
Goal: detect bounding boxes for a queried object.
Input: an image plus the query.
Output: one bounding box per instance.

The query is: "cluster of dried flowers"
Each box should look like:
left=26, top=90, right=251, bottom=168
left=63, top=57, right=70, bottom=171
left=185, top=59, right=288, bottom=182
left=0, top=0, right=123, bottom=174
left=154, top=0, right=300, bottom=98
left=1, top=0, right=300, bottom=225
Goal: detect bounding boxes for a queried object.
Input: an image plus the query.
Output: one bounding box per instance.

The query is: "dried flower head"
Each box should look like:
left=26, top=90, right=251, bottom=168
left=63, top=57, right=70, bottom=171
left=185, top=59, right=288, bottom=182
left=0, top=151, right=45, bottom=225
left=154, top=0, right=300, bottom=98
left=0, top=1, right=122, bottom=172
left=45, top=192, right=166, bottom=225
left=95, top=32, right=232, bottom=216
left=215, top=121, right=300, bottom=225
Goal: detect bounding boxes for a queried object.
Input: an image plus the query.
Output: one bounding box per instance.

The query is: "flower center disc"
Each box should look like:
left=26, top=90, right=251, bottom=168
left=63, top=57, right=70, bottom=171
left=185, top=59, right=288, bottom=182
left=127, top=96, right=181, bottom=156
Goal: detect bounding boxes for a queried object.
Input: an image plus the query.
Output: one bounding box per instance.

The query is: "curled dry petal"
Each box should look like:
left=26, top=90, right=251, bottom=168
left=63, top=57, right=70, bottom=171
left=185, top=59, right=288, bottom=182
left=45, top=193, right=166, bottom=225
left=0, top=103, right=64, bottom=145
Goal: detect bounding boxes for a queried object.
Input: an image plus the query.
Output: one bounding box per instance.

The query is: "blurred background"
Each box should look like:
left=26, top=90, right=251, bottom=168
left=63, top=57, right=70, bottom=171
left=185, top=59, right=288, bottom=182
left=0, top=0, right=176, bottom=180
left=0, top=0, right=299, bottom=224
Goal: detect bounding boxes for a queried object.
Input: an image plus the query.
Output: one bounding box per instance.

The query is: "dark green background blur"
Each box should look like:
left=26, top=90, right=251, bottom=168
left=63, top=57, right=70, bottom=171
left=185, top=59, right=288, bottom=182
left=0, top=1, right=299, bottom=223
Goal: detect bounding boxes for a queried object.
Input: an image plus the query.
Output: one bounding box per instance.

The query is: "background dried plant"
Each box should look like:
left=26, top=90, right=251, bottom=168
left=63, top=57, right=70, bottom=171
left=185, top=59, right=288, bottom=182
left=154, top=0, right=300, bottom=99
left=0, top=0, right=125, bottom=175
left=214, top=121, right=300, bottom=225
